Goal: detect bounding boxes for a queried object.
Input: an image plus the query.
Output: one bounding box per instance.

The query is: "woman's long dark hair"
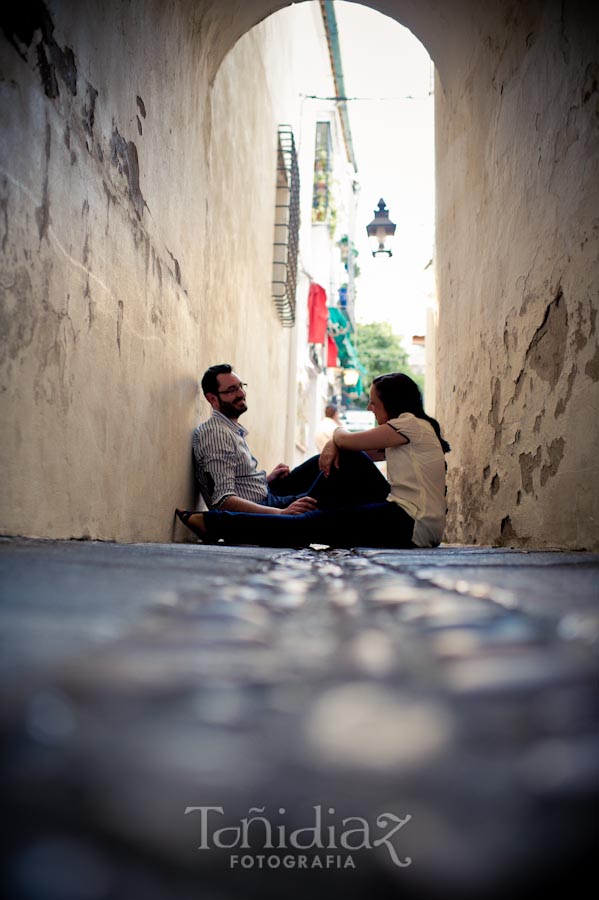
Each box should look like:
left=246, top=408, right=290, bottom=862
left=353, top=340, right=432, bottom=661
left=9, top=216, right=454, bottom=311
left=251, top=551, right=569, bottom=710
left=372, top=373, right=450, bottom=454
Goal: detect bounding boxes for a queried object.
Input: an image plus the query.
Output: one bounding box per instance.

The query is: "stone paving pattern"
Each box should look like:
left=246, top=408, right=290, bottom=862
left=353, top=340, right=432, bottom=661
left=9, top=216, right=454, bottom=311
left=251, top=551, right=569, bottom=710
left=1, top=537, right=598, bottom=899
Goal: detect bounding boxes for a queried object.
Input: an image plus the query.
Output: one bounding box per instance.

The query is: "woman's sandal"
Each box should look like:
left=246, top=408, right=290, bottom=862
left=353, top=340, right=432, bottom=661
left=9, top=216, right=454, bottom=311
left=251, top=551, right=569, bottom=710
left=175, top=508, right=207, bottom=540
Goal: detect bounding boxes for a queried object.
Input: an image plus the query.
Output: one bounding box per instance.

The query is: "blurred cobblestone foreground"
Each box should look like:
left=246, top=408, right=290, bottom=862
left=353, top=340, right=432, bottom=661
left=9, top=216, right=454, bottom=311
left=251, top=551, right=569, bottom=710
left=1, top=537, right=597, bottom=900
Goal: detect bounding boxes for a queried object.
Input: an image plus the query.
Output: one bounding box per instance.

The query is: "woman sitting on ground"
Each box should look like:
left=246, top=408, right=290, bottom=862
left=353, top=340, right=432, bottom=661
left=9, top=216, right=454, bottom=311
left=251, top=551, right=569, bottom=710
left=176, top=373, right=450, bottom=549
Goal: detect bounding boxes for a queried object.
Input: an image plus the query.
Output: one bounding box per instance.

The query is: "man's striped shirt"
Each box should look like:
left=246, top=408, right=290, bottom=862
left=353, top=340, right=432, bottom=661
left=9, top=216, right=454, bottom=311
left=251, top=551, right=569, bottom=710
left=192, top=410, right=269, bottom=509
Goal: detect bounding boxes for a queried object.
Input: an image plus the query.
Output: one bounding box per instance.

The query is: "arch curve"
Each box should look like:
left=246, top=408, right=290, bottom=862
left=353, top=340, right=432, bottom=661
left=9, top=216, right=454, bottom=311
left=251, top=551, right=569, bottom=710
left=202, top=0, right=468, bottom=84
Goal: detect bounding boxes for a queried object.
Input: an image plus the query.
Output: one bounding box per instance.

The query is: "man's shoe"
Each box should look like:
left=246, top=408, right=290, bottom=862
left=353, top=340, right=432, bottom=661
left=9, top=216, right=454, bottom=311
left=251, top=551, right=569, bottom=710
left=175, top=508, right=207, bottom=540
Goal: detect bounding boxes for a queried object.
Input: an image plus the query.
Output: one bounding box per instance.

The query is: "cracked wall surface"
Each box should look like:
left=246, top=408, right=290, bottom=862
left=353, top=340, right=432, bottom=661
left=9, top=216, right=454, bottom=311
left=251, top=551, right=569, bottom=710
left=1, top=0, right=598, bottom=548
left=436, top=0, right=599, bottom=549
left=0, top=0, right=300, bottom=541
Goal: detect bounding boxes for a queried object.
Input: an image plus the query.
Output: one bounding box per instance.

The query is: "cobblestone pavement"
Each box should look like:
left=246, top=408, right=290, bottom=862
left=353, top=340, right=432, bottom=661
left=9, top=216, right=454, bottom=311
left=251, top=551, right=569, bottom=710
left=1, top=537, right=597, bottom=899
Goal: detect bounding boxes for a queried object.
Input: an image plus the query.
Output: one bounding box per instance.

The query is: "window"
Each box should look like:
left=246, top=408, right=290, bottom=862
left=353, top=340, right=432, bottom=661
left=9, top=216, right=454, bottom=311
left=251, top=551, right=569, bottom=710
left=272, top=126, right=300, bottom=326
left=312, top=121, right=332, bottom=224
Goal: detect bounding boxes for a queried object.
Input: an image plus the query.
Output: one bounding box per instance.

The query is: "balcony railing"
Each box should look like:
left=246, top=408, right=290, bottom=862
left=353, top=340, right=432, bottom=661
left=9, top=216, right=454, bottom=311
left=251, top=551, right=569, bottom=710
left=272, top=126, right=300, bottom=326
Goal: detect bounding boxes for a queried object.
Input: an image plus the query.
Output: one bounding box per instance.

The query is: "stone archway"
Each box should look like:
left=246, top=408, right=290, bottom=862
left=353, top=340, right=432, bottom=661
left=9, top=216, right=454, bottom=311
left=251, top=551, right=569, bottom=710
left=200, top=0, right=458, bottom=85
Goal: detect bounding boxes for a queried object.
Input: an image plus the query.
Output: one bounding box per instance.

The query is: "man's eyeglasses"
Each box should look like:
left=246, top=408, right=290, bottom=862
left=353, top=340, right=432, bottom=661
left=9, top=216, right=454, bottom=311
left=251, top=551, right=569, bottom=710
left=217, top=382, right=247, bottom=396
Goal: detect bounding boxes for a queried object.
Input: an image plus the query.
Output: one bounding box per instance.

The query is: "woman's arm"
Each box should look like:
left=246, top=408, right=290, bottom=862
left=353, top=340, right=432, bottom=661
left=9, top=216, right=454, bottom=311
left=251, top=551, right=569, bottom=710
left=319, top=424, right=407, bottom=477
left=333, top=424, right=408, bottom=452
left=366, top=449, right=386, bottom=462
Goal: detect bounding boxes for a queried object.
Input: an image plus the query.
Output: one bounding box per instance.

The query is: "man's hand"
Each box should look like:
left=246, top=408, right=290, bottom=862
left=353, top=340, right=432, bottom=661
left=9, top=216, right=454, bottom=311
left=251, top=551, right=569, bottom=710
left=281, top=496, right=318, bottom=515
left=267, top=463, right=290, bottom=483
left=318, top=440, right=340, bottom=478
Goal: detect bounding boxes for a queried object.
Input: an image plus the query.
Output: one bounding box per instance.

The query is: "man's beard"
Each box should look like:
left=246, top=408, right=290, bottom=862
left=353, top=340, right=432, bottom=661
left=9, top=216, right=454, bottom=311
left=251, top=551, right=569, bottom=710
left=218, top=398, right=247, bottom=419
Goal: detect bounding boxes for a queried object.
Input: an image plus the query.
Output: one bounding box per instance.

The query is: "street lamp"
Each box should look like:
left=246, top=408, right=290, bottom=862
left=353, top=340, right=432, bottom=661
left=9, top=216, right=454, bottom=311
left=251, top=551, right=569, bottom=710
left=366, top=198, right=396, bottom=257
left=343, top=368, right=360, bottom=387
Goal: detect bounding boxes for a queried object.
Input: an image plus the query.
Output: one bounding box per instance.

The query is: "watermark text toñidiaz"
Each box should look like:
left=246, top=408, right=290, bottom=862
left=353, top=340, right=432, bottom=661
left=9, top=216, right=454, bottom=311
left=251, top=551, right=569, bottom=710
left=184, top=804, right=412, bottom=869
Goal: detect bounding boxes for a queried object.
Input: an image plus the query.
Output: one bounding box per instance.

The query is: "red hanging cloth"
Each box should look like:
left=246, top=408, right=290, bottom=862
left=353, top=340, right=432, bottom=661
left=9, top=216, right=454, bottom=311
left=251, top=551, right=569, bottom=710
left=327, top=334, right=338, bottom=367
left=308, top=283, right=327, bottom=343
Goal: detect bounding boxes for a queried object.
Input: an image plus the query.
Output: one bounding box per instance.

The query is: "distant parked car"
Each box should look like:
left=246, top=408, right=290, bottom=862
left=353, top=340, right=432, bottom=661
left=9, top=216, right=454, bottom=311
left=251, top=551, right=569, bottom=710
left=341, top=410, right=375, bottom=432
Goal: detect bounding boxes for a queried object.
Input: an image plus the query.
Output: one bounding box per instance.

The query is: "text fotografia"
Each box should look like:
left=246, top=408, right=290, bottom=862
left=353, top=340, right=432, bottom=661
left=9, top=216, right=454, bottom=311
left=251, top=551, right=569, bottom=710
left=184, top=805, right=412, bottom=869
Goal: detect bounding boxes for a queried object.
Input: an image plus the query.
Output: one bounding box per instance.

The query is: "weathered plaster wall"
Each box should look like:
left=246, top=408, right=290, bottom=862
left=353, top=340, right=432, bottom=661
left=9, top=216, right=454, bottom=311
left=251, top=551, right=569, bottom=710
left=201, top=19, right=296, bottom=478
left=0, top=0, right=301, bottom=540
left=435, top=0, right=599, bottom=549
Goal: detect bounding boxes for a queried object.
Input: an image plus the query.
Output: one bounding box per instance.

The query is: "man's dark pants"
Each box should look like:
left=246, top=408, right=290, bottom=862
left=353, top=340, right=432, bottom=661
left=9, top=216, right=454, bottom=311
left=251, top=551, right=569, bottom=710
left=266, top=451, right=390, bottom=509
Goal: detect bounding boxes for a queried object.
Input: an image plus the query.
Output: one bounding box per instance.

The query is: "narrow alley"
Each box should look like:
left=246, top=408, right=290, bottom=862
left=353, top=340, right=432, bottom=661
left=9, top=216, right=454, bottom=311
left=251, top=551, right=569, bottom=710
left=1, top=1, right=598, bottom=896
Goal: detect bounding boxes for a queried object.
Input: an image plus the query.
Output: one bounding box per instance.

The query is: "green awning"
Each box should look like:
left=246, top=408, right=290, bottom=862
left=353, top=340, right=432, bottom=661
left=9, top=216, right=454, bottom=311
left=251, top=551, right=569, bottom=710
left=328, top=307, right=367, bottom=379
left=328, top=307, right=354, bottom=365
left=336, top=334, right=359, bottom=367
left=328, top=307, right=352, bottom=335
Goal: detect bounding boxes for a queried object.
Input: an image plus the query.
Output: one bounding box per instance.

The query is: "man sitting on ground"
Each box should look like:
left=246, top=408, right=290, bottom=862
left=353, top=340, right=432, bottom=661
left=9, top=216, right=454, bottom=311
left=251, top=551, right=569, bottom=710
left=192, top=364, right=318, bottom=516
